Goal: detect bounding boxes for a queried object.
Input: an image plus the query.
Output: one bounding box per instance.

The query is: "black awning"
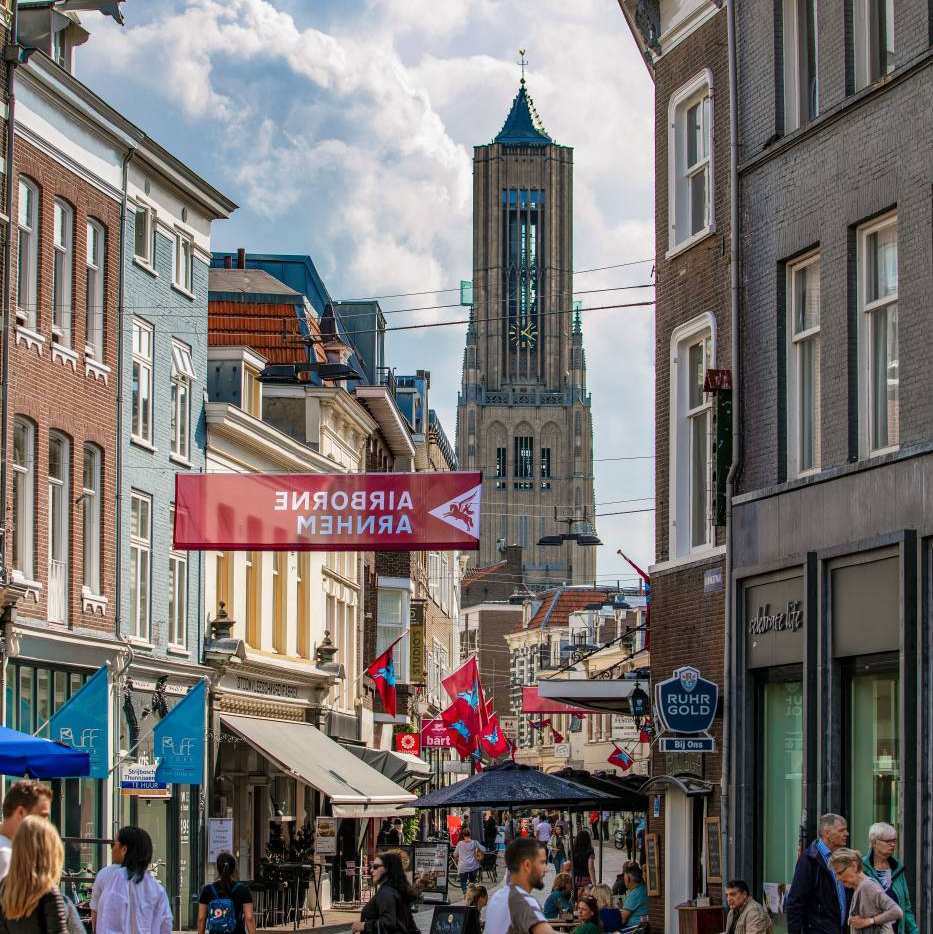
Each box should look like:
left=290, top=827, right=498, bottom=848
left=553, top=768, right=648, bottom=812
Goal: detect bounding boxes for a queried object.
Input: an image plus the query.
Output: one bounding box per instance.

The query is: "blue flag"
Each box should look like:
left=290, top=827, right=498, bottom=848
left=49, top=666, right=109, bottom=778
left=154, top=680, right=205, bottom=785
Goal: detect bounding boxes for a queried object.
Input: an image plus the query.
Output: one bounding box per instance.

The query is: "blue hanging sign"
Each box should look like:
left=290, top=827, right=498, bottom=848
left=655, top=666, right=718, bottom=735
left=154, top=681, right=206, bottom=785
left=49, top=666, right=109, bottom=778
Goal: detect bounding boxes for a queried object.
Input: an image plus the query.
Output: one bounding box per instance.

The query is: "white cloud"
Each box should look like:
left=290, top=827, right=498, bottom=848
left=78, top=0, right=657, bottom=569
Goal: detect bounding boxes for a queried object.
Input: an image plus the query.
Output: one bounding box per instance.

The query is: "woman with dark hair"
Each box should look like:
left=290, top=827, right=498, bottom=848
left=351, top=852, right=420, bottom=934
left=572, top=896, right=602, bottom=934
left=90, top=827, right=172, bottom=934
left=571, top=830, right=596, bottom=895
left=197, top=852, right=255, bottom=934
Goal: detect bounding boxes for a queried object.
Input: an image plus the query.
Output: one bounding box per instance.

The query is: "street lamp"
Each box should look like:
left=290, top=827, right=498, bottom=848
left=628, top=683, right=650, bottom=730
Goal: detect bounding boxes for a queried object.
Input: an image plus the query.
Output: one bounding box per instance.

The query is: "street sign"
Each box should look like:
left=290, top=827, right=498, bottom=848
left=659, top=737, right=716, bottom=753
left=121, top=762, right=170, bottom=798
left=174, top=471, right=482, bottom=552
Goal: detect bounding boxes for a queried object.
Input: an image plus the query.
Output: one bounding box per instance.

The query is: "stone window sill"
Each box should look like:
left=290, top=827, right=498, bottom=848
left=171, top=282, right=195, bottom=301
left=11, top=571, right=41, bottom=603
left=15, top=324, right=45, bottom=355
left=166, top=644, right=189, bottom=657
left=81, top=587, right=108, bottom=616
left=131, top=437, right=157, bottom=454
left=51, top=342, right=79, bottom=372
left=665, top=225, right=717, bottom=261
left=133, top=256, right=158, bottom=278
left=85, top=356, right=111, bottom=385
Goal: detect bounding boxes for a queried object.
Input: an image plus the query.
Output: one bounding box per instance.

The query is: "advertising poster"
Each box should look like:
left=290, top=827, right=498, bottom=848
left=413, top=843, right=450, bottom=902
left=316, top=816, right=337, bottom=856
left=207, top=818, right=234, bottom=863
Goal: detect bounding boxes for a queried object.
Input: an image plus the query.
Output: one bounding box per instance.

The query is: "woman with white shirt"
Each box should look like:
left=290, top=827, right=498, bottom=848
left=90, top=827, right=172, bottom=934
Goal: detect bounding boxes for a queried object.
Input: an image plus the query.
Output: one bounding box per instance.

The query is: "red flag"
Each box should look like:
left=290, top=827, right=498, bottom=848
left=442, top=656, right=488, bottom=728
left=479, top=713, right=510, bottom=758
left=551, top=727, right=565, bottom=744
left=441, top=698, right=479, bottom=758
left=366, top=637, right=401, bottom=718
left=608, top=745, right=634, bottom=771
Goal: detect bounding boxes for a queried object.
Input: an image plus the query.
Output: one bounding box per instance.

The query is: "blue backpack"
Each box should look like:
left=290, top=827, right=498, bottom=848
left=205, top=883, right=239, bottom=934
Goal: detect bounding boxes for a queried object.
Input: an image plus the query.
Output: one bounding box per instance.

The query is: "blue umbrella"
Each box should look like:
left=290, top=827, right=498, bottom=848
left=0, top=726, right=91, bottom=778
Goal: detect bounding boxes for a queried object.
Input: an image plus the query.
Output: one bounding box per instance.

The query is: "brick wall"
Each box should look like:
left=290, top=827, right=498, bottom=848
left=479, top=607, right=523, bottom=720
left=6, top=137, right=120, bottom=633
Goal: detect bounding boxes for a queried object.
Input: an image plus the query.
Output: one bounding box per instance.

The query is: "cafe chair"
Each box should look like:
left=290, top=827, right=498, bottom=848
left=479, top=851, right=498, bottom=883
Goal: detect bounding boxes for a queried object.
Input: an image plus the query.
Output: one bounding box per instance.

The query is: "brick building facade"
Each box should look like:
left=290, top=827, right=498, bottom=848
left=618, top=2, right=732, bottom=930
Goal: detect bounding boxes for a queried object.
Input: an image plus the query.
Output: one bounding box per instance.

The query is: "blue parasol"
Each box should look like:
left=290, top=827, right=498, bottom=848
left=0, top=726, right=91, bottom=778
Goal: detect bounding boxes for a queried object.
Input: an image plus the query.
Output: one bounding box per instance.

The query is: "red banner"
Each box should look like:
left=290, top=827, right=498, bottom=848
left=394, top=732, right=421, bottom=755
left=522, top=686, right=594, bottom=716
left=174, top=471, right=482, bottom=551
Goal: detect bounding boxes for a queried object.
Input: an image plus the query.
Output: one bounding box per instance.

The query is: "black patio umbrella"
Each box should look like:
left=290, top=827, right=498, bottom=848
left=553, top=768, right=648, bottom=812
left=407, top=760, right=614, bottom=809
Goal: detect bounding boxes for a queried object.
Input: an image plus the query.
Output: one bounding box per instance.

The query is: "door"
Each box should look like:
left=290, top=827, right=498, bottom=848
left=664, top=789, right=693, bottom=933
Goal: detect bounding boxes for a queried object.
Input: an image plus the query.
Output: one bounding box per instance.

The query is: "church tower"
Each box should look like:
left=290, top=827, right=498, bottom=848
left=456, top=68, right=596, bottom=587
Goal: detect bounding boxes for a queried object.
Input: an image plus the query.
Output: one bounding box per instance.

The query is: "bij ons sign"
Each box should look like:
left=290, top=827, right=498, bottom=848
left=173, top=472, right=482, bottom=552
left=655, top=666, right=719, bottom=736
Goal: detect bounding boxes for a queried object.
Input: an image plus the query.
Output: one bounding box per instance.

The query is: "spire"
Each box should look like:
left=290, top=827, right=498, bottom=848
left=494, top=50, right=552, bottom=146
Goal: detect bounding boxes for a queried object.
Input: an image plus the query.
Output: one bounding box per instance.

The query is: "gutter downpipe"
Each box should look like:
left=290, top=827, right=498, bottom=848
left=0, top=1, right=19, bottom=731
left=722, top=0, right=741, bottom=884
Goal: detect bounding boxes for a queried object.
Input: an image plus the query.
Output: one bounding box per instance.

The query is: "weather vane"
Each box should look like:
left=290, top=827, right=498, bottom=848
left=519, top=48, right=527, bottom=83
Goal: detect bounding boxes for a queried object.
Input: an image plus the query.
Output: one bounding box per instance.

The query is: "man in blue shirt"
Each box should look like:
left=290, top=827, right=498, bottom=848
left=784, top=813, right=851, bottom=934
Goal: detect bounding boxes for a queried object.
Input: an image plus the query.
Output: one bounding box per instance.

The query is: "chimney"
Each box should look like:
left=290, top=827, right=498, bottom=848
left=223, top=255, right=232, bottom=269
left=236, top=248, right=246, bottom=269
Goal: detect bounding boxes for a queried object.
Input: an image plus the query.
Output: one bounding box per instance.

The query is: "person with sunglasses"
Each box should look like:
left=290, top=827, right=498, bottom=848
left=352, top=852, right=420, bottom=934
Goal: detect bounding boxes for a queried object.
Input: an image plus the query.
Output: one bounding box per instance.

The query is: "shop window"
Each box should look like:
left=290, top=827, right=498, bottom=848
left=848, top=660, right=899, bottom=850
left=761, top=677, right=803, bottom=934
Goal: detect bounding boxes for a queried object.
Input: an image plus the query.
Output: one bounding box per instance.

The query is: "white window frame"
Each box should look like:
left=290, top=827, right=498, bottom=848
left=48, top=432, right=70, bottom=625
left=52, top=199, right=74, bottom=347
left=12, top=417, right=35, bottom=579
left=786, top=251, right=822, bottom=477
left=170, top=340, right=194, bottom=462
left=669, top=312, right=716, bottom=559
left=85, top=220, right=105, bottom=360
left=243, top=363, right=261, bottom=417
left=133, top=202, right=155, bottom=266
left=858, top=213, right=899, bottom=458
left=131, top=319, right=154, bottom=446
left=16, top=178, right=39, bottom=328
left=168, top=510, right=187, bottom=650
left=783, top=0, right=819, bottom=131
left=852, top=0, right=894, bottom=90
left=667, top=69, right=714, bottom=257
left=129, top=491, right=152, bottom=641
left=174, top=230, right=194, bottom=294
left=377, top=586, right=410, bottom=685
left=82, top=444, right=102, bottom=595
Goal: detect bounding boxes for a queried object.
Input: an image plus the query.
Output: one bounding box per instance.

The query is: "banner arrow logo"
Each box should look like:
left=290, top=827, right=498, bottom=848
left=429, top=485, right=481, bottom=538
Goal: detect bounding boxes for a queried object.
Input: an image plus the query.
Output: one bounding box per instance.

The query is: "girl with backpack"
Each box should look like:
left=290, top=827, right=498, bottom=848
left=351, top=851, right=420, bottom=934
left=197, top=853, right=255, bottom=934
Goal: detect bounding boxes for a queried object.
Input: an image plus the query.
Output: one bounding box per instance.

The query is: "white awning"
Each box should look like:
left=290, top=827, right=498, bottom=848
left=171, top=341, right=196, bottom=380
left=221, top=714, right=416, bottom=817
left=537, top=676, right=646, bottom=714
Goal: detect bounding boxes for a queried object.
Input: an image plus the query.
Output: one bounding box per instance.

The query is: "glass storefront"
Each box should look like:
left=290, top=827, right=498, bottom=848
left=849, top=663, right=899, bottom=850
left=5, top=661, right=106, bottom=873
left=761, top=677, right=802, bottom=934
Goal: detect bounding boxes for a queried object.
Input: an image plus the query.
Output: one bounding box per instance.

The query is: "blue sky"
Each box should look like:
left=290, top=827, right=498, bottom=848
left=78, top=0, right=656, bottom=578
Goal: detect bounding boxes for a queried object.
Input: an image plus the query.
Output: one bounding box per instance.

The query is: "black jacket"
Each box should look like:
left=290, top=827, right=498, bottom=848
left=784, top=842, right=852, bottom=934
left=361, top=882, right=420, bottom=934
left=0, top=890, right=69, bottom=934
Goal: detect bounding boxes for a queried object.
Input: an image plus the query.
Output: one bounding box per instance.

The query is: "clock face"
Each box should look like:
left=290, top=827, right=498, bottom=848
left=509, top=320, right=538, bottom=349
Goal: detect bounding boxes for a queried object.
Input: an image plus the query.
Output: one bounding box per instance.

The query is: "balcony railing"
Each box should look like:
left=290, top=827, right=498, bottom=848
left=48, top=560, right=66, bottom=623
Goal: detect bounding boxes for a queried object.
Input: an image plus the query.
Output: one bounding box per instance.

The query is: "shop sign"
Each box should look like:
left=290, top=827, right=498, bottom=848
left=703, top=567, right=723, bottom=593
left=395, top=732, right=421, bottom=755
left=315, top=816, right=337, bottom=856
left=659, top=737, right=716, bottom=753
left=500, top=717, right=518, bottom=738
left=121, top=763, right=170, bottom=798
left=174, top=471, right=483, bottom=552
left=232, top=675, right=301, bottom=700
left=421, top=718, right=452, bottom=748
left=655, top=666, right=718, bottom=735
left=553, top=742, right=571, bottom=758
left=747, top=601, right=803, bottom=636
left=410, top=604, right=426, bottom=684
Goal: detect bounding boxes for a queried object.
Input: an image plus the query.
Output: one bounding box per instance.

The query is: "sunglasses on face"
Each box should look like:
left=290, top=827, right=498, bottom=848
left=372, top=863, right=384, bottom=869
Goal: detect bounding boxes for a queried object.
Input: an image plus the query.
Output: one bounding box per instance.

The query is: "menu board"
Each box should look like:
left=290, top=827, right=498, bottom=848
left=645, top=833, right=660, bottom=897
left=316, top=816, right=337, bottom=856
left=705, top=817, right=723, bottom=884
left=429, top=906, right=480, bottom=934
left=414, top=843, right=450, bottom=903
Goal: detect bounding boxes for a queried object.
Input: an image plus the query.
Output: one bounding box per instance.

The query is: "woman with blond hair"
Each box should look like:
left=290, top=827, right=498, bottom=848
left=0, top=815, right=69, bottom=934
left=591, top=883, right=623, bottom=933
left=829, top=847, right=902, bottom=933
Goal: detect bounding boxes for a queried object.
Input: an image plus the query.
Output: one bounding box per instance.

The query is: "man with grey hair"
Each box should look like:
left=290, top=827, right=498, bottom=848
left=784, top=813, right=851, bottom=934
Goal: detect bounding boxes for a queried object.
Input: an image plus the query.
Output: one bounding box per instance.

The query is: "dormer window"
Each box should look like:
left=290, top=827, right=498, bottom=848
left=52, top=29, right=66, bottom=69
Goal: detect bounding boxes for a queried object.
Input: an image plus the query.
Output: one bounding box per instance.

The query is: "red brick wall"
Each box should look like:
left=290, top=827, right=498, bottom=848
left=4, top=137, right=120, bottom=633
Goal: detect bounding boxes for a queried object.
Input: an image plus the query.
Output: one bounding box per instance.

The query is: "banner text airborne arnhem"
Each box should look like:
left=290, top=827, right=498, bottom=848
left=273, top=488, right=416, bottom=537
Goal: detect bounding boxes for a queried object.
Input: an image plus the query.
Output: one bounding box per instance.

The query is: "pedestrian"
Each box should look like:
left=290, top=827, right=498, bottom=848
left=543, top=873, right=574, bottom=920
left=377, top=820, right=394, bottom=845
left=454, top=829, right=486, bottom=894
left=571, top=829, right=596, bottom=895
left=90, top=826, right=172, bottom=934
left=484, top=811, right=499, bottom=852
left=861, top=822, right=918, bottom=934
left=588, top=811, right=600, bottom=842
left=618, top=864, right=648, bottom=929
left=548, top=826, right=567, bottom=870
left=0, top=781, right=53, bottom=879
left=724, top=880, right=772, bottom=933
left=784, top=813, right=852, bottom=934
left=829, top=848, right=902, bottom=933
left=351, top=851, right=420, bottom=934
left=622, top=819, right=634, bottom=862
left=0, top=815, right=69, bottom=934
left=600, top=812, right=610, bottom=844
left=464, top=884, right=489, bottom=911
left=535, top=814, right=552, bottom=846
left=572, top=896, right=601, bottom=934
left=197, top=852, right=255, bottom=934
left=484, top=839, right=556, bottom=934
left=392, top=819, right=405, bottom=844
